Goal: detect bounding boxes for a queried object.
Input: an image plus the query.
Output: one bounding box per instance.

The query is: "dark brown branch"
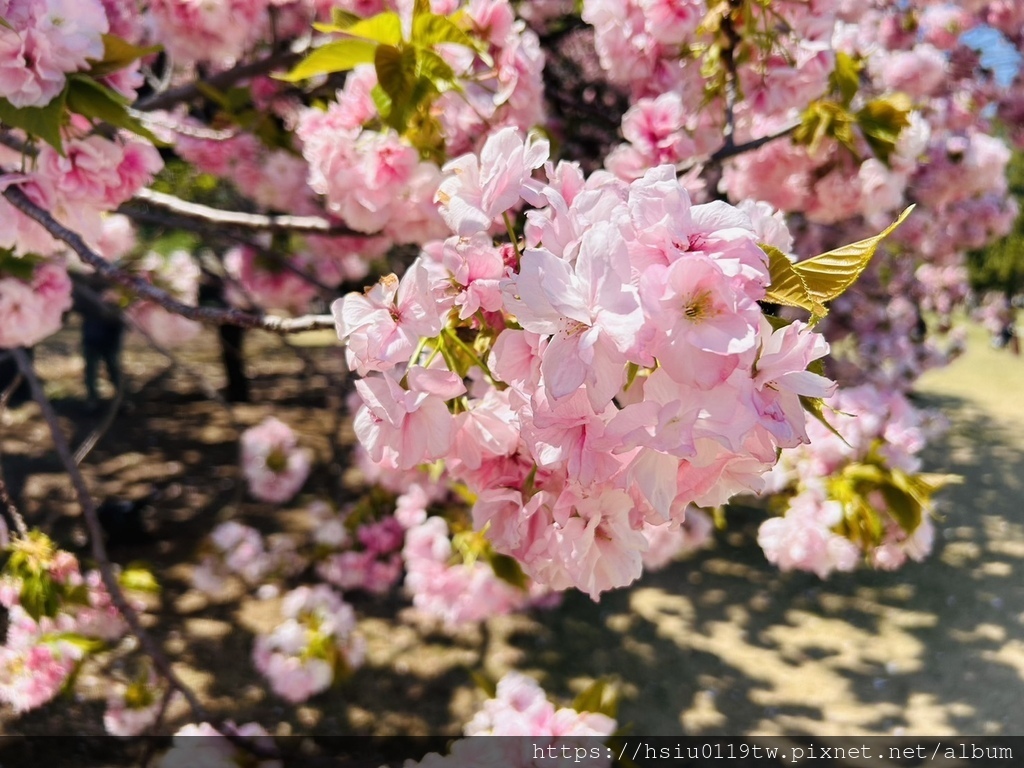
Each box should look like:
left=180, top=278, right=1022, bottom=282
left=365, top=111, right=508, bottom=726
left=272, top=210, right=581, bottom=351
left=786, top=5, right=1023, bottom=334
left=133, top=47, right=305, bottom=112
left=119, top=204, right=342, bottom=298
left=0, top=370, right=29, bottom=538
left=676, top=121, right=801, bottom=175
left=3, top=185, right=336, bottom=334
left=12, top=349, right=209, bottom=714
left=128, top=188, right=357, bottom=236
left=12, top=348, right=280, bottom=761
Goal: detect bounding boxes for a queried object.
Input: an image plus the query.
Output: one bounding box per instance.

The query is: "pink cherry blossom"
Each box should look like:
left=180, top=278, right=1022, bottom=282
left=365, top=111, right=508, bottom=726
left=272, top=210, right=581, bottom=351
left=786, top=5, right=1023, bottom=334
left=240, top=417, right=312, bottom=504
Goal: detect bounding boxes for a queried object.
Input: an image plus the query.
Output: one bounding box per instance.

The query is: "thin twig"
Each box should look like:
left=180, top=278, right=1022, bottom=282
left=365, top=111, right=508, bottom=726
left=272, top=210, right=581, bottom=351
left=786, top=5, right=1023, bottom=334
left=119, top=205, right=341, bottom=298
left=128, top=187, right=356, bottom=236
left=676, top=121, right=801, bottom=175
left=0, top=370, right=29, bottom=538
left=0, top=473, right=27, bottom=539
left=138, top=686, right=176, bottom=768
left=11, top=348, right=280, bottom=761
left=3, top=185, right=336, bottom=334
left=133, top=47, right=306, bottom=112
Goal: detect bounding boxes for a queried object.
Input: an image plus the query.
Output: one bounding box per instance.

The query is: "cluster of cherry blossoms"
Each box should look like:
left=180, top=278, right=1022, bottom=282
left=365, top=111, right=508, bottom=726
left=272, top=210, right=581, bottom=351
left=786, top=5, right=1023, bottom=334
left=310, top=500, right=405, bottom=595
left=253, top=584, right=365, bottom=703
left=0, top=0, right=108, bottom=108
left=192, top=520, right=304, bottom=596
left=336, top=127, right=838, bottom=599
left=157, top=721, right=282, bottom=768
left=3, top=0, right=1024, bottom=746
left=103, top=667, right=176, bottom=737
left=240, top=417, right=313, bottom=504
left=758, top=384, right=949, bottom=578
left=410, top=672, right=617, bottom=768
left=581, top=0, right=1023, bottom=392
left=0, top=534, right=135, bottom=713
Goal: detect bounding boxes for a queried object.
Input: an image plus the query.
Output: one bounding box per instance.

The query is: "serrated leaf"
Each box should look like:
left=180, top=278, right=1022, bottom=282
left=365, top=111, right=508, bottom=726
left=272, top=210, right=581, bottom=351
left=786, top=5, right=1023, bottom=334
left=830, top=51, right=861, bottom=106
left=792, top=205, right=914, bottom=305
left=375, top=44, right=417, bottom=130
left=763, top=243, right=827, bottom=317
left=88, top=34, right=162, bottom=77
left=0, top=249, right=44, bottom=281
left=66, top=76, right=161, bottom=144
left=572, top=678, right=618, bottom=718
left=799, top=395, right=852, bottom=447
left=0, top=89, right=67, bottom=153
left=878, top=484, right=921, bottom=534
left=331, top=9, right=361, bottom=28
left=119, top=564, right=160, bottom=594
left=857, top=93, right=912, bottom=164
left=487, top=552, right=528, bottom=590
left=416, top=48, right=457, bottom=88
left=370, top=84, right=392, bottom=118
left=412, top=13, right=476, bottom=50
left=277, top=38, right=379, bottom=81
left=341, top=11, right=403, bottom=45
left=470, top=670, right=497, bottom=698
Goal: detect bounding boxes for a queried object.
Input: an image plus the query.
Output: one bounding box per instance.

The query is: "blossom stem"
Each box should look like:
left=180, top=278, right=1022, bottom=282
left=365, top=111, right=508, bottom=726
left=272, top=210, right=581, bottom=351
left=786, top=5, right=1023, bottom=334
left=443, top=327, right=497, bottom=383
left=503, top=212, right=522, bottom=262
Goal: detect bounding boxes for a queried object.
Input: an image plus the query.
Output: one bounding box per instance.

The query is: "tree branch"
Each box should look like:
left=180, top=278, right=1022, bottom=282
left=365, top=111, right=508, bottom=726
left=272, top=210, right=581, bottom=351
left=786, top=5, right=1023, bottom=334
left=12, top=348, right=280, bottom=761
left=3, top=185, right=337, bottom=334
left=127, top=188, right=357, bottom=236
left=0, top=370, right=29, bottom=538
left=676, top=121, right=800, bottom=175
left=133, top=47, right=306, bottom=112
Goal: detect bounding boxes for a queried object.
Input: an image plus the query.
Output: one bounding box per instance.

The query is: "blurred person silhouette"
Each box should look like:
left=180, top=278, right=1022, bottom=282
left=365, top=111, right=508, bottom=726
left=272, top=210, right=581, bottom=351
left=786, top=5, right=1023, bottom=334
left=74, top=278, right=125, bottom=411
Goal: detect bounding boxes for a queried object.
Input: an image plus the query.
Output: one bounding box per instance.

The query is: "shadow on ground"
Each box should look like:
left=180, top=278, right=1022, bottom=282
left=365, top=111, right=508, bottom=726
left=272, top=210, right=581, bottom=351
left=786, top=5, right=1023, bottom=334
left=3, top=325, right=1024, bottom=746
left=500, top=390, right=1024, bottom=736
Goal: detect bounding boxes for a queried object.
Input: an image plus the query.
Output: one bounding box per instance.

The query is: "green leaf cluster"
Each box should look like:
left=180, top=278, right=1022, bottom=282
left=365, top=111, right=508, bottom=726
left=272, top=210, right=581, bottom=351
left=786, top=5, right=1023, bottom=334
left=763, top=205, right=915, bottom=322
left=794, top=51, right=912, bottom=165
left=826, top=447, right=959, bottom=549
left=0, top=248, right=44, bottom=280
left=572, top=678, right=619, bottom=719
left=280, top=6, right=485, bottom=158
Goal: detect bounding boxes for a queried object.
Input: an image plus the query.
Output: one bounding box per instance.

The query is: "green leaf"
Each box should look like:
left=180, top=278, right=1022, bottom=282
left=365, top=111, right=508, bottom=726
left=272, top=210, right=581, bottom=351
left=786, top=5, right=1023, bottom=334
left=0, top=15, right=14, bottom=30
left=277, top=39, right=379, bottom=82
left=762, top=243, right=827, bottom=317
left=470, top=670, right=497, bottom=698
left=375, top=44, right=418, bottom=130
left=857, top=93, right=912, bottom=164
left=66, top=75, right=161, bottom=144
left=119, top=563, right=160, bottom=594
left=572, top=678, right=618, bottom=718
left=0, top=89, right=68, bottom=153
left=88, top=34, right=162, bottom=77
left=794, top=100, right=857, bottom=157
left=416, top=48, right=457, bottom=89
left=341, top=11, right=404, bottom=45
left=370, top=84, right=393, bottom=119
left=19, top=573, right=59, bottom=621
left=42, top=632, right=107, bottom=654
left=799, top=395, right=852, bottom=447
left=829, top=51, right=861, bottom=106
left=331, top=9, right=361, bottom=28
left=878, top=484, right=921, bottom=534
left=411, top=13, right=476, bottom=50
left=0, top=249, right=44, bottom=281
left=791, top=205, right=914, bottom=306
left=487, top=552, right=528, bottom=590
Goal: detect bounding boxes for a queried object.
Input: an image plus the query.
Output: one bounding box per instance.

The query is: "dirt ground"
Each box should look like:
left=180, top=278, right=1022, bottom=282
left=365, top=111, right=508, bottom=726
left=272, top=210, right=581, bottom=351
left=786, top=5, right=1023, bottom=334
left=1, top=317, right=1023, bottom=762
